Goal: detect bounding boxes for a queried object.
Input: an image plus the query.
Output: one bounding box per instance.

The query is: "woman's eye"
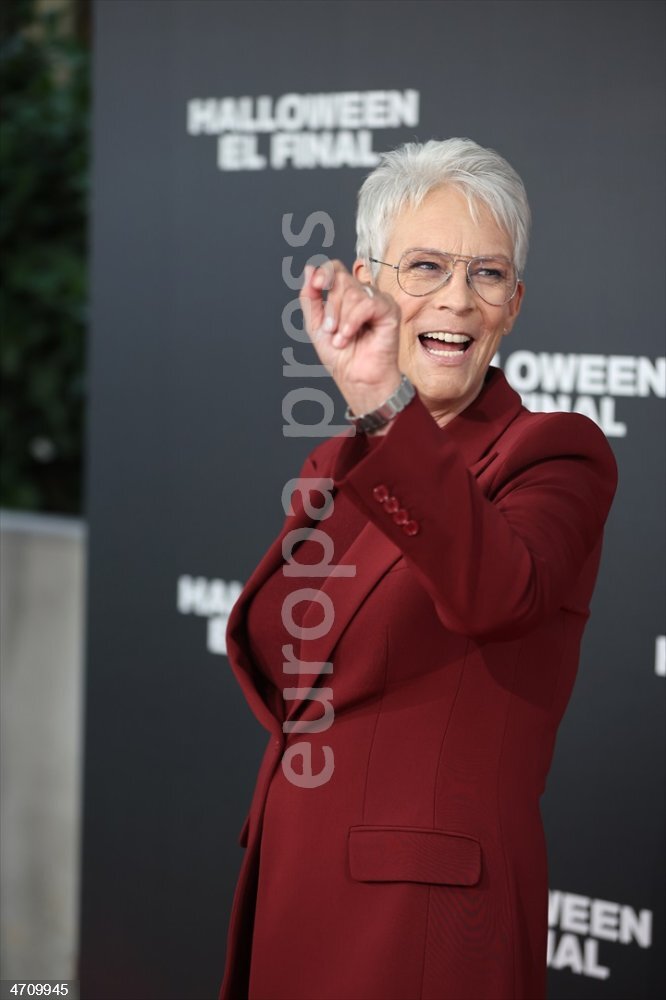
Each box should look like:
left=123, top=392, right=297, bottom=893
left=473, top=265, right=504, bottom=280
left=411, top=259, right=441, bottom=271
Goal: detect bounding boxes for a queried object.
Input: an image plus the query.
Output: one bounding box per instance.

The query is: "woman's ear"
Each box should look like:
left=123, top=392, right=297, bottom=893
left=353, top=258, right=373, bottom=284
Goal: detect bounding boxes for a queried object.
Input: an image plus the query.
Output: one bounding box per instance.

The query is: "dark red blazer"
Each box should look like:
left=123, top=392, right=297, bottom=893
left=219, top=368, right=617, bottom=1000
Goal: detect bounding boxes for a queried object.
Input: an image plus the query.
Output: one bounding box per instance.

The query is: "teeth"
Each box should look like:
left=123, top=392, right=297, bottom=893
left=420, top=332, right=471, bottom=343
left=424, top=346, right=466, bottom=356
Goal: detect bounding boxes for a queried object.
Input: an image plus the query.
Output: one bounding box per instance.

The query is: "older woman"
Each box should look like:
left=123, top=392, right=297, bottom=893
left=219, top=138, right=617, bottom=1000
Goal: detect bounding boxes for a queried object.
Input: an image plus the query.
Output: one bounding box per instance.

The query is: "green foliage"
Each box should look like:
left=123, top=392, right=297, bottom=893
left=0, top=0, right=89, bottom=514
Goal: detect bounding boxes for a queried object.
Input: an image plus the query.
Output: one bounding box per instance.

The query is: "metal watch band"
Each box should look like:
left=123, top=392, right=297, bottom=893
left=344, top=374, right=416, bottom=434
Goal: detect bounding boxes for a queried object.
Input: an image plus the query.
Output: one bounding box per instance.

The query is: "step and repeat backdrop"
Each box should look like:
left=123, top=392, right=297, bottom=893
left=81, top=2, right=664, bottom=998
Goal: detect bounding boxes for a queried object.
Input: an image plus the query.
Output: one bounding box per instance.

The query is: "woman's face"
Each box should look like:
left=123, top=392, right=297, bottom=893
left=355, top=185, right=524, bottom=425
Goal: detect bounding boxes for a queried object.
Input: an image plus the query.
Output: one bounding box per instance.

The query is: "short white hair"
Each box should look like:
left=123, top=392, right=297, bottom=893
left=356, top=137, right=531, bottom=277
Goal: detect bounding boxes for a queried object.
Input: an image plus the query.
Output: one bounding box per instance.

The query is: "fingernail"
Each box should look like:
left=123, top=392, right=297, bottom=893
left=332, top=333, right=343, bottom=347
left=323, top=316, right=335, bottom=332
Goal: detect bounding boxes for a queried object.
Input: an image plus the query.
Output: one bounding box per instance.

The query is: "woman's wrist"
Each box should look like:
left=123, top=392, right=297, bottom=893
left=343, top=373, right=404, bottom=418
left=344, top=374, right=415, bottom=434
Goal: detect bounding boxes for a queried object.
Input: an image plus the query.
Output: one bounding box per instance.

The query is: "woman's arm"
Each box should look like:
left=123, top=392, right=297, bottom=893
left=331, top=393, right=618, bottom=641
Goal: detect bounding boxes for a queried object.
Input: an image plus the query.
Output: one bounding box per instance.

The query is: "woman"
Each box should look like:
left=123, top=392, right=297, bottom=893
left=219, top=138, right=617, bottom=1000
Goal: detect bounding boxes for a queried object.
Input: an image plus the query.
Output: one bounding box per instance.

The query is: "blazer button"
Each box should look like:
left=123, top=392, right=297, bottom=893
left=392, top=508, right=409, bottom=525
left=372, top=484, right=389, bottom=503
left=384, top=496, right=399, bottom=514
left=403, top=520, right=420, bottom=536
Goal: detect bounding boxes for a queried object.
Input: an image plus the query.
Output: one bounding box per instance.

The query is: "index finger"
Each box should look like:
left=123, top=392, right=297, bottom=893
left=299, top=263, right=327, bottom=336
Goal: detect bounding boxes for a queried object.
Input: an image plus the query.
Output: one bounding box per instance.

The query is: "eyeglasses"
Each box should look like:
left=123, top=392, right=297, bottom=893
left=369, top=248, right=519, bottom=306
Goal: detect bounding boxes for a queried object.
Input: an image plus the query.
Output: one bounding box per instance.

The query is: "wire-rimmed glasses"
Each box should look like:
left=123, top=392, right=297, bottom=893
left=369, top=248, right=519, bottom=306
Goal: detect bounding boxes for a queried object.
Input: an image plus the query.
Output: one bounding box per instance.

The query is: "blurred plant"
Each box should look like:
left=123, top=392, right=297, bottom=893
left=0, top=0, right=89, bottom=514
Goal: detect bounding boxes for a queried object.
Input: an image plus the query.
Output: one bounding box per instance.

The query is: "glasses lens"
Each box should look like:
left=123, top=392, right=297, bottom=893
left=468, top=257, right=517, bottom=305
left=398, top=250, right=452, bottom=297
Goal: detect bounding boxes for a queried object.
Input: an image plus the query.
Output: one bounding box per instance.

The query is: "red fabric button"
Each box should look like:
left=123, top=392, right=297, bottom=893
left=372, top=484, right=389, bottom=503
left=392, top=508, right=409, bottom=525
left=384, top=496, right=399, bottom=514
left=403, top=520, right=420, bottom=536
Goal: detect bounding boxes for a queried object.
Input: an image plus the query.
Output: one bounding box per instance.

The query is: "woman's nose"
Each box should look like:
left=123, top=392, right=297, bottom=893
left=430, top=261, right=475, bottom=311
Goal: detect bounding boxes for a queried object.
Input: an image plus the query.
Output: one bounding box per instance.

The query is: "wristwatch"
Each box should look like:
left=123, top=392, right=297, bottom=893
left=344, top=374, right=416, bottom=434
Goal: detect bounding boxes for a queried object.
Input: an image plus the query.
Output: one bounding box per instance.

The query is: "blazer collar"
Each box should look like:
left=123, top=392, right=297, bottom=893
left=433, top=365, right=523, bottom=467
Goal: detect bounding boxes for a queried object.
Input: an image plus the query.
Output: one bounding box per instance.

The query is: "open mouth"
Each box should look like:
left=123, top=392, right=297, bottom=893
left=418, top=332, right=473, bottom=357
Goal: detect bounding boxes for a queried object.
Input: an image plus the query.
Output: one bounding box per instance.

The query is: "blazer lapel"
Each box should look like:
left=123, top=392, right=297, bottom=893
left=283, top=520, right=401, bottom=726
left=225, top=475, right=334, bottom=735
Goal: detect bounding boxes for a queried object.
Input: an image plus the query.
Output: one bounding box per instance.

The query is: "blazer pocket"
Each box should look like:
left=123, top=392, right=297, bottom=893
left=238, top=813, right=250, bottom=849
left=348, top=825, right=481, bottom=886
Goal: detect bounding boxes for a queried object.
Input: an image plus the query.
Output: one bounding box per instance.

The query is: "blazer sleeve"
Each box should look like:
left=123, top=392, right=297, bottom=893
left=331, top=393, right=618, bottom=641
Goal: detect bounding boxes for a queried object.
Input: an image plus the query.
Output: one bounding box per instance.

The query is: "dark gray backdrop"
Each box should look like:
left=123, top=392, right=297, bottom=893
left=81, top=2, right=665, bottom=998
